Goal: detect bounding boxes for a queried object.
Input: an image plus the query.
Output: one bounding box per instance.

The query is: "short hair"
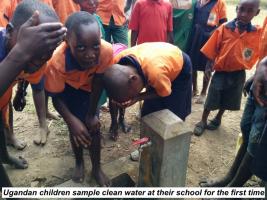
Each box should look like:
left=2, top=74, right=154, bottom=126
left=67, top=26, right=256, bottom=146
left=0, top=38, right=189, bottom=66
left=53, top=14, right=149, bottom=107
left=11, top=0, right=58, bottom=28
left=65, top=11, right=99, bottom=34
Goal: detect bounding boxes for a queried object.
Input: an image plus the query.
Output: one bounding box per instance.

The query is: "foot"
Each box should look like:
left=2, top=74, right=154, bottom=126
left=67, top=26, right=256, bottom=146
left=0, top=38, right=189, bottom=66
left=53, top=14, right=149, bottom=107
left=46, top=111, right=60, bottom=120
left=119, top=120, right=132, bottom=133
left=206, top=118, right=221, bottom=130
left=6, top=136, right=27, bottom=151
left=3, top=155, right=28, bottom=169
left=72, top=162, right=85, bottom=183
left=33, top=127, right=50, bottom=146
left=199, top=177, right=231, bottom=187
left=194, top=121, right=207, bottom=136
left=195, top=94, right=206, bottom=104
left=130, top=150, right=139, bottom=161
left=92, top=168, right=111, bottom=186
left=109, top=123, right=119, bottom=141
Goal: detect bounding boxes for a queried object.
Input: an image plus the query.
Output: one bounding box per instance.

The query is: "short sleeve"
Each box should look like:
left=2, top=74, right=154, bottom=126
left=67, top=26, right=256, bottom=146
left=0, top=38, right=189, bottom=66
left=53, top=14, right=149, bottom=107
left=128, top=2, right=140, bottom=31
left=201, top=26, right=223, bottom=60
left=25, top=65, right=45, bottom=84
left=218, top=0, right=227, bottom=21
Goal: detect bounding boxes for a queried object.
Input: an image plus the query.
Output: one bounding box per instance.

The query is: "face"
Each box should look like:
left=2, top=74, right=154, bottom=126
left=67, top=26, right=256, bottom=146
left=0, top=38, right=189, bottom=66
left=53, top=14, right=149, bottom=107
left=67, top=23, right=101, bottom=70
left=6, top=15, right=58, bottom=74
left=236, top=0, right=259, bottom=24
left=78, top=0, right=99, bottom=14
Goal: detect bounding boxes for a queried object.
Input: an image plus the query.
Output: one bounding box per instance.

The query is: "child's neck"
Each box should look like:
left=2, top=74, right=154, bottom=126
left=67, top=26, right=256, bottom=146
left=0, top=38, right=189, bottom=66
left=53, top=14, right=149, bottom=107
left=235, top=20, right=251, bottom=34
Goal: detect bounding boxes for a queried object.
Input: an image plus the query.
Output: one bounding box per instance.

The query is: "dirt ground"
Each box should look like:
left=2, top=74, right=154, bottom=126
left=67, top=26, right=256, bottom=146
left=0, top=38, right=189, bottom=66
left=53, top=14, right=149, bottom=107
left=4, top=2, right=267, bottom=191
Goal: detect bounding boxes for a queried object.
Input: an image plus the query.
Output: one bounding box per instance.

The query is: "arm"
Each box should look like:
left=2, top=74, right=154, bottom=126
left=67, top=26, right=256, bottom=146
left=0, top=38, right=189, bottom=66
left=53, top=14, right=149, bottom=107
left=131, top=30, right=138, bottom=47
left=52, top=96, right=91, bottom=148
left=167, top=31, right=174, bottom=44
left=85, top=74, right=104, bottom=132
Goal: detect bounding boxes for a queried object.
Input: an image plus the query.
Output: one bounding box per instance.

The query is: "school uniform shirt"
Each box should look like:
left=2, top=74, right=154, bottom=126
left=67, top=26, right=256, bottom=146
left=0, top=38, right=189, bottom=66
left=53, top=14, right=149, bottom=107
left=0, top=28, right=45, bottom=111
left=7, top=0, right=54, bottom=20
left=259, top=17, right=267, bottom=60
left=97, top=0, right=126, bottom=26
left=0, top=0, right=10, bottom=27
left=129, top=0, right=173, bottom=44
left=45, top=40, right=113, bottom=94
left=201, top=19, right=261, bottom=72
left=52, top=0, right=80, bottom=23
left=114, top=42, right=184, bottom=97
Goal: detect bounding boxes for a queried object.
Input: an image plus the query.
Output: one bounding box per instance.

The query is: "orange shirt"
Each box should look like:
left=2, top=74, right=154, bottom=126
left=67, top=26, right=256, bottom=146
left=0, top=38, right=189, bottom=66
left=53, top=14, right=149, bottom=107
left=97, top=0, right=126, bottom=26
left=0, top=0, right=10, bottom=27
left=206, top=0, right=227, bottom=27
left=201, top=20, right=261, bottom=72
left=259, top=17, right=267, bottom=60
left=52, top=0, right=80, bottom=23
left=7, top=0, right=54, bottom=20
left=114, top=42, right=184, bottom=97
left=45, top=40, right=113, bottom=94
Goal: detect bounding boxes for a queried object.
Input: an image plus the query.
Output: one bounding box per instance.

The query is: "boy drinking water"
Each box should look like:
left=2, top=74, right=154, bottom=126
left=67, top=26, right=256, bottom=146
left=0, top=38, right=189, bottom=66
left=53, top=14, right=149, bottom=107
left=193, top=0, right=261, bottom=136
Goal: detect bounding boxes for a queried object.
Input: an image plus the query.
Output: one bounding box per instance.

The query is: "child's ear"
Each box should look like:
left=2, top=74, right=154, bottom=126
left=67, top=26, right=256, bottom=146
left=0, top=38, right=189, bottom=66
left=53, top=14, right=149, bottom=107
left=128, top=74, right=138, bottom=84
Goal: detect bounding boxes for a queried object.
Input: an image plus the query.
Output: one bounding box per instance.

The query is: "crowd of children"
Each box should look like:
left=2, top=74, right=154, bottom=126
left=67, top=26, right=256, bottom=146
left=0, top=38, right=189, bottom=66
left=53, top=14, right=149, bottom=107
left=0, top=0, right=266, bottom=189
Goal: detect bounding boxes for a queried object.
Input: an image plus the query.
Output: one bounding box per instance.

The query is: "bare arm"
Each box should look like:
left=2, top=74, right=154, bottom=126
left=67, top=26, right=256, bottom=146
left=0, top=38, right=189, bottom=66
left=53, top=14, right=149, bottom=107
left=131, top=30, right=138, bottom=47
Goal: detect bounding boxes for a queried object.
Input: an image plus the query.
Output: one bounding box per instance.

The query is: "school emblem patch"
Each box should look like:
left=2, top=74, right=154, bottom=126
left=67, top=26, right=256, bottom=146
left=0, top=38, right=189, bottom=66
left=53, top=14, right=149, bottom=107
left=207, top=13, right=217, bottom=26
left=242, top=48, right=253, bottom=61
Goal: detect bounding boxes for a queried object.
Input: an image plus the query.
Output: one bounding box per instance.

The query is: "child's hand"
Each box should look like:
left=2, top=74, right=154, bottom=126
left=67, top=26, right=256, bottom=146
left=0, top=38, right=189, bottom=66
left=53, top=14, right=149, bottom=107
left=15, top=11, right=66, bottom=62
left=85, top=115, right=101, bottom=134
left=68, top=118, right=91, bottom=148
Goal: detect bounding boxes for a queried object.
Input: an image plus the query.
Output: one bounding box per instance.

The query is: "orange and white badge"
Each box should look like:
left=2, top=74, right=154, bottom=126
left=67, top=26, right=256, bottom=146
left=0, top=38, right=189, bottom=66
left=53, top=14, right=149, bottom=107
left=242, top=48, right=253, bottom=61
left=207, top=12, right=217, bottom=26
left=169, top=0, right=192, bottom=9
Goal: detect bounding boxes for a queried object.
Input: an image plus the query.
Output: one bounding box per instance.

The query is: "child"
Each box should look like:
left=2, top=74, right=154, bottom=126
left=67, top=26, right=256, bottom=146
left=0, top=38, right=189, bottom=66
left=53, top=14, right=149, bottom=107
left=86, top=42, right=192, bottom=135
left=52, top=0, right=80, bottom=23
left=193, top=0, right=261, bottom=136
left=0, top=0, right=66, bottom=187
left=45, top=11, right=111, bottom=186
left=129, top=0, right=173, bottom=46
left=170, top=0, right=197, bottom=52
left=189, top=0, right=227, bottom=104
left=97, top=0, right=130, bottom=45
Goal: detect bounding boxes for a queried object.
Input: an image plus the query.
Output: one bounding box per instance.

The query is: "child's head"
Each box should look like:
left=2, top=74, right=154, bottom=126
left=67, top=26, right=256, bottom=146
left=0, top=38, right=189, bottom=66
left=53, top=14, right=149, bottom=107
left=6, top=0, right=60, bottom=74
left=65, top=11, right=101, bottom=70
left=73, top=0, right=99, bottom=14
left=236, top=0, right=260, bottom=25
left=103, top=64, right=145, bottom=103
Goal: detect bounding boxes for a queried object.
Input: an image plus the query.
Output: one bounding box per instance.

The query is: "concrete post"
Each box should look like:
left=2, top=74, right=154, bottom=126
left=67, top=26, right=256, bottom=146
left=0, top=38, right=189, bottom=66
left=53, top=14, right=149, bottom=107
left=138, top=109, right=192, bottom=187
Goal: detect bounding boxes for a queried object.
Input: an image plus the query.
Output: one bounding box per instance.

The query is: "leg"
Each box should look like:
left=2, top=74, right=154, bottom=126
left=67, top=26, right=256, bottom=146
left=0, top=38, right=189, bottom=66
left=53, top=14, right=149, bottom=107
left=196, top=70, right=211, bottom=104
left=5, top=103, right=26, bottom=150
left=192, top=70, right=198, bottom=96
left=0, top=116, right=28, bottom=169
left=206, top=109, right=225, bottom=130
left=227, top=152, right=253, bottom=187
left=111, top=24, right=129, bottom=46
left=103, top=24, right=112, bottom=43
left=193, top=108, right=211, bottom=136
left=108, top=100, right=119, bottom=141
left=89, top=130, right=110, bottom=186
left=118, top=108, right=131, bottom=133
left=200, top=142, right=248, bottom=187
left=45, top=94, right=59, bottom=120
left=69, top=133, right=84, bottom=183
left=32, top=88, right=49, bottom=145
left=0, top=162, right=12, bottom=188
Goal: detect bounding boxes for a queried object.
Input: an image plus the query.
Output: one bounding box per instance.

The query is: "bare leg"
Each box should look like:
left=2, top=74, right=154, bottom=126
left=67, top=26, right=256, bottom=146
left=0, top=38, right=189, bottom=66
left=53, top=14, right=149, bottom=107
left=192, top=70, right=198, bottom=96
left=118, top=108, right=131, bottom=133
left=109, top=100, right=119, bottom=141
left=69, top=133, right=84, bottom=183
left=45, top=94, right=59, bottom=120
left=196, top=71, right=212, bottom=104
left=5, top=103, right=26, bottom=150
left=89, top=130, right=110, bottom=186
left=206, top=109, right=225, bottom=130
left=32, top=89, right=49, bottom=145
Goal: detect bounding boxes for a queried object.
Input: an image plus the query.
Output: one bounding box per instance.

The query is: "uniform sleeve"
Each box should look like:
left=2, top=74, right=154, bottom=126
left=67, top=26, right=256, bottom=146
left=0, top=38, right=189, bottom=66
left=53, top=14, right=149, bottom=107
left=167, top=3, right=173, bottom=31
left=148, top=67, right=172, bottom=97
left=25, top=65, right=46, bottom=84
left=128, top=2, right=140, bottom=31
left=218, top=0, right=227, bottom=22
left=44, top=61, right=65, bottom=94
left=200, top=26, right=223, bottom=60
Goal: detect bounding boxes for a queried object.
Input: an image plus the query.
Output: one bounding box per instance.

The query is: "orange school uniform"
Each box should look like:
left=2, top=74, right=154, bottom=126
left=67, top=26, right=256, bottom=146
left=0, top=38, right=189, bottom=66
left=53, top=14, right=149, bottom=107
left=259, top=17, right=267, bottom=60
left=45, top=40, right=113, bottom=94
left=114, top=42, right=184, bottom=97
left=201, top=20, right=261, bottom=72
left=97, top=0, right=126, bottom=26
left=205, top=0, right=227, bottom=27
left=52, top=0, right=80, bottom=23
